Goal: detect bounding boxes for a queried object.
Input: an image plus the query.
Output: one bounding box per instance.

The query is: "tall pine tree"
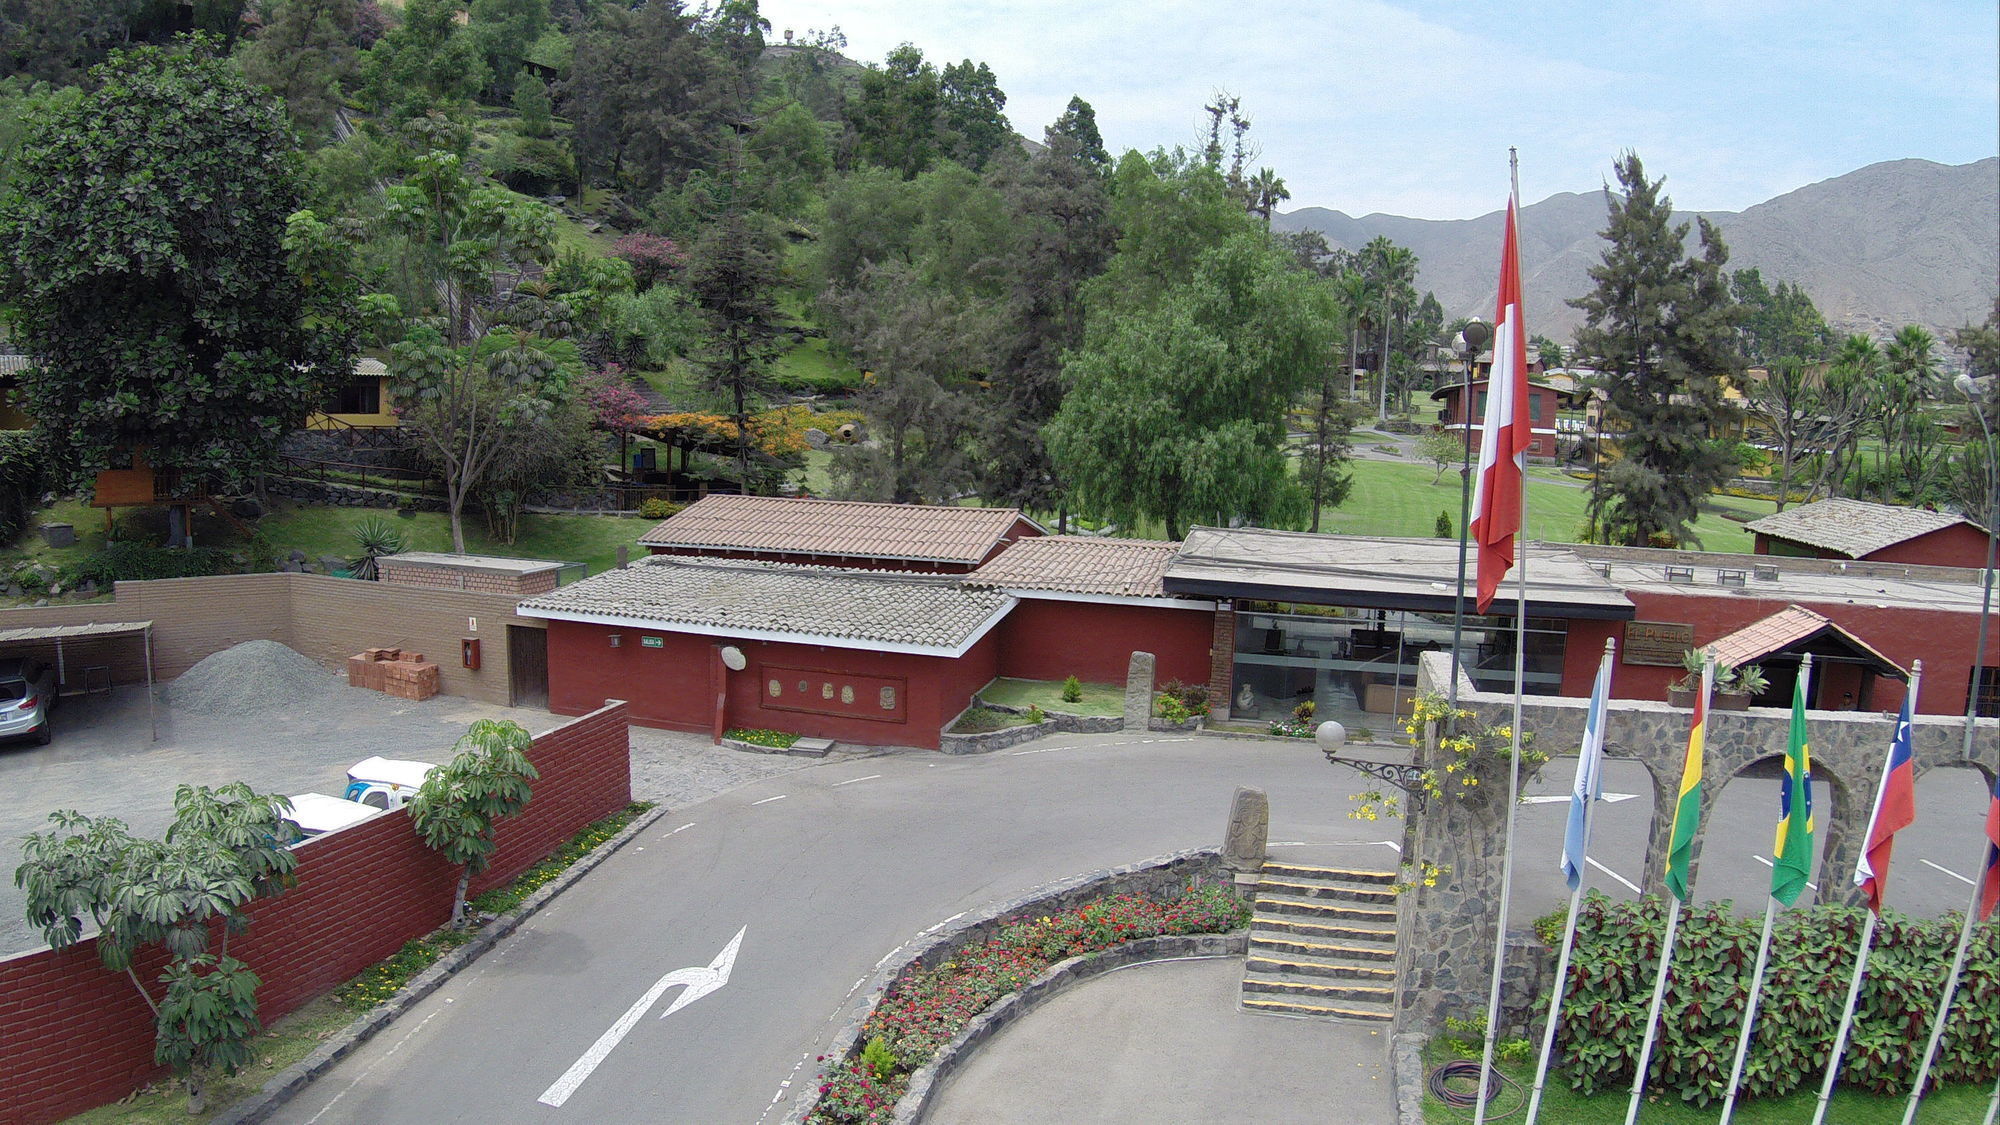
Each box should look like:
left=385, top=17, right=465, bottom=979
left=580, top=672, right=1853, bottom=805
left=1570, top=152, right=1743, bottom=546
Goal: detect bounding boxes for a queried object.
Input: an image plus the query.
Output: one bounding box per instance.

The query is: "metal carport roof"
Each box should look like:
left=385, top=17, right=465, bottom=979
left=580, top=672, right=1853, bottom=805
left=0, top=620, right=157, bottom=738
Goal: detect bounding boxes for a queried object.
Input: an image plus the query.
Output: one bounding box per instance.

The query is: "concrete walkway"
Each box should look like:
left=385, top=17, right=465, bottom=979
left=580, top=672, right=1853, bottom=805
left=925, top=956, right=1398, bottom=1125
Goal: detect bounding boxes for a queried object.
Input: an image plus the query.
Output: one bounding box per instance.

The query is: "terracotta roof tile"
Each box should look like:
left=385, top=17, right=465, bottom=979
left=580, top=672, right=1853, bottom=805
left=637, top=495, right=1036, bottom=565
left=965, top=536, right=1182, bottom=598
left=517, top=556, right=1013, bottom=652
left=1704, top=604, right=1902, bottom=674
left=1744, top=498, right=1975, bottom=559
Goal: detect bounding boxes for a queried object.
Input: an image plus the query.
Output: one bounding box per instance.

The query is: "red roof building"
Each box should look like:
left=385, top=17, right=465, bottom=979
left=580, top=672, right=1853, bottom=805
left=638, top=494, right=1043, bottom=572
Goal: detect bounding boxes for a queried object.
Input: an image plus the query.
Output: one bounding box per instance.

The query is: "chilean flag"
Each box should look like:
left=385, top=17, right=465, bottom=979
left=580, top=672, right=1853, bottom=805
left=1852, top=694, right=1917, bottom=914
left=1979, top=773, right=1999, bottom=923
left=1469, top=192, right=1532, bottom=614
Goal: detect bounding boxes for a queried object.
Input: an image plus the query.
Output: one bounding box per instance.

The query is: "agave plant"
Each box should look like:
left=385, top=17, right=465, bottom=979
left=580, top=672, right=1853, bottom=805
left=348, top=517, right=407, bottom=581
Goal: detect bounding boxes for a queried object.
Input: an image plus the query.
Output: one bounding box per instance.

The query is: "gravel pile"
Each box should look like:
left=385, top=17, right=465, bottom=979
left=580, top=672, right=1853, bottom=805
left=166, top=640, right=344, bottom=717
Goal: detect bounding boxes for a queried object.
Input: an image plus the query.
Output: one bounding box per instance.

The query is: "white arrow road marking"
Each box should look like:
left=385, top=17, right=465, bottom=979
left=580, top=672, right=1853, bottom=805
left=1522, top=792, right=1638, bottom=805
left=536, top=926, right=746, bottom=1109
left=1752, top=854, right=1819, bottom=892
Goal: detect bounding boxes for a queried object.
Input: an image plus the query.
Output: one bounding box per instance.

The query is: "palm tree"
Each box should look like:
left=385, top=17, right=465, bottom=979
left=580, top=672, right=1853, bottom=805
left=1248, top=167, right=1289, bottom=224
left=1361, top=237, right=1418, bottom=421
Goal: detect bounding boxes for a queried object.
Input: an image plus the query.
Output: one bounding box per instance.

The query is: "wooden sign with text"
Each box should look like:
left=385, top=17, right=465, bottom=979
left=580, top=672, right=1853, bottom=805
left=1623, top=621, right=1695, bottom=666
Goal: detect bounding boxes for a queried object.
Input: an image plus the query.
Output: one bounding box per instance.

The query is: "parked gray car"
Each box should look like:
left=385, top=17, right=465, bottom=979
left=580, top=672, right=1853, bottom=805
left=0, top=658, right=58, bottom=745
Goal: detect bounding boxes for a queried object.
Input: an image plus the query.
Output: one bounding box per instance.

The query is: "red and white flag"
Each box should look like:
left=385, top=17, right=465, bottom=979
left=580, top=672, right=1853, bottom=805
left=1470, top=192, right=1531, bottom=613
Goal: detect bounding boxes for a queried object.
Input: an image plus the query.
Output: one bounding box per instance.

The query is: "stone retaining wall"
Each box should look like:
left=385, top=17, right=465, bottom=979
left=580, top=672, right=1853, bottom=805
left=782, top=848, right=1233, bottom=1125
left=268, top=477, right=448, bottom=512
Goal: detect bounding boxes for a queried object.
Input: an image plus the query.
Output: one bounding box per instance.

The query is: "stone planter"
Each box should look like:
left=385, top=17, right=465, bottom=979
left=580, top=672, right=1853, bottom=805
left=1713, top=692, right=1751, bottom=712
left=1667, top=686, right=1696, bottom=708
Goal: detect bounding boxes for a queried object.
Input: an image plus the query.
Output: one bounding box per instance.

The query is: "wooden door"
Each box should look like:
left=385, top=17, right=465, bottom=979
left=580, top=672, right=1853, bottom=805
left=508, top=625, right=549, bottom=710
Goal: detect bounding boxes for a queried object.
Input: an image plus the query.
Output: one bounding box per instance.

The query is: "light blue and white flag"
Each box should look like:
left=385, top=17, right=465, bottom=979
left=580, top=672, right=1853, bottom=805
left=1561, top=653, right=1611, bottom=890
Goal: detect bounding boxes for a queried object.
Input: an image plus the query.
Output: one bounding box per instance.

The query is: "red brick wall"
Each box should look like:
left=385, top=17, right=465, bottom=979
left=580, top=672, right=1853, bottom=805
left=1209, top=603, right=1235, bottom=716
left=544, top=620, right=994, bottom=749
left=993, top=598, right=1212, bottom=687
left=0, top=703, right=630, bottom=1125
left=1560, top=593, right=1975, bottom=715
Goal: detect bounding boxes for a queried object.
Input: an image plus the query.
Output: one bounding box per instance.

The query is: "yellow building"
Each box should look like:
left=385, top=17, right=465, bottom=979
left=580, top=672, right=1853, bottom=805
left=307, top=358, right=398, bottom=430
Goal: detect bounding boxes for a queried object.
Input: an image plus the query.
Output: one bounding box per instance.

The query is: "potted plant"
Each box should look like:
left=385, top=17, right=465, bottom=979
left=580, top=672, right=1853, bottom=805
left=1714, top=663, right=1767, bottom=711
left=1666, top=648, right=1706, bottom=708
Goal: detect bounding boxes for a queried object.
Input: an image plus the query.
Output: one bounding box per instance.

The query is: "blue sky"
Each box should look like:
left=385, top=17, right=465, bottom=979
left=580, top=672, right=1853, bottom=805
left=753, top=0, right=1999, bottom=219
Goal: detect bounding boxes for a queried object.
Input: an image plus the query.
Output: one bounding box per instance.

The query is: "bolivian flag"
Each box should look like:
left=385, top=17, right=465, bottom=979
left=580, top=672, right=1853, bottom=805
left=1770, top=664, right=1814, bottom=906
left=1664, top=659, right=1712, bottom=901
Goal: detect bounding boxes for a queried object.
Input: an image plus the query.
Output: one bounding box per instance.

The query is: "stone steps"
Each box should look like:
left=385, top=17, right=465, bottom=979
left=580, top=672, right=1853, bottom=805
left=1241, top=864, right=1398, bottom=1024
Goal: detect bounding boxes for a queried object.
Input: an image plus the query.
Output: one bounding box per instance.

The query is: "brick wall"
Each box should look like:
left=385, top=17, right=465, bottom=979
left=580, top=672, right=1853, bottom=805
left=0, top=573, right=546, bottom=707
left=1207, top=602, right=1235, bottom=719
left=377, top=562, right=559, bottom=596
left=0, top=703, right=630, bottom=1125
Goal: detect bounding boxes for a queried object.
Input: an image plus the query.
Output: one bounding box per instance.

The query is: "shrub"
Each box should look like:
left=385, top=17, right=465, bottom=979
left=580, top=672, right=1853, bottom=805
left=487, top=135, right=574, bottom=195
left=640, top=498, right=683, bottom=520
left=1550, top=894, right=2000, bottom=1106
left=1025, top=705, right=1046, bottom=724
left=0, top=430, right=48, bottom=544
left=724, top=727, right=798, bottom=749
left=1157, top=679, right=1210, bottom=716
left=1292, top=699, right=1316, bottom=723
left=859, top=1037, right=897, bottom=1083
left=1060, top=674, right=1084, bottom=704
left=348, top=516, right=406, bottom=580
left=62, top=542, right=236, bottom=586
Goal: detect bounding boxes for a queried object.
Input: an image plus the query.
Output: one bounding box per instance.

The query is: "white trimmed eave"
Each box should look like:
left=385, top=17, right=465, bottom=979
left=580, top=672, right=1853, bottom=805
left=1001, top=588, right=1217, bottom=612
left=518, top=596, right=1018, bottom=658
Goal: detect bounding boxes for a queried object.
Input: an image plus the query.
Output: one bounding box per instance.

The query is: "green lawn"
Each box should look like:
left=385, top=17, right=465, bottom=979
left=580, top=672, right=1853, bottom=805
left=1322, top=459, right=1775, bottom=552
left=255, top=502, right=646, bottom=575
left=1423, top=1044, right=1991, bottom=1124
left=770, top=336, right=862, bottom=395
left=979, top=676, right=1126, bottom=718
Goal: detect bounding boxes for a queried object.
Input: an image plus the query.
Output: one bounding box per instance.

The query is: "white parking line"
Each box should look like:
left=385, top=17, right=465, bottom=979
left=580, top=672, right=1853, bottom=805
left=660, top=822, right=695, bottom=839
left=1921, top=858, right=1975, bottom=886
left=1751, top=854, right=1818, bottom=891
left=834, top=774, right=881, bottom=787
left=1589, top=857, right=1642, bottom=894
left=751, top=794, right=787, bottom=806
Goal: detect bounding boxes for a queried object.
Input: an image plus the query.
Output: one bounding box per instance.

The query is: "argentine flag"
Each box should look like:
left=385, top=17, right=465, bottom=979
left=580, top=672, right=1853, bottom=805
left=1562, top=654, right=1612, bottom=890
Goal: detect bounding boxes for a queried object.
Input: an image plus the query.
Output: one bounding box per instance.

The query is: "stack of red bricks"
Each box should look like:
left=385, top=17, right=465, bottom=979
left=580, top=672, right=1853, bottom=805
left=347, top=647, right=441, bottom=701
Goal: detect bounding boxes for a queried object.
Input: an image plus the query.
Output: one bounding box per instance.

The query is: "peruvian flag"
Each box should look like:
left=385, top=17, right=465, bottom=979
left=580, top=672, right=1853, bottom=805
left=1470, top=192, right=1531, bottom=613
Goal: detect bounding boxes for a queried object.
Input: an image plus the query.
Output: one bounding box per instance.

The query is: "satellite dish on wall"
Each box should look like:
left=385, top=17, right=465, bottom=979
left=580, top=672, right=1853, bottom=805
left=719, top=645, right=747, bottom=671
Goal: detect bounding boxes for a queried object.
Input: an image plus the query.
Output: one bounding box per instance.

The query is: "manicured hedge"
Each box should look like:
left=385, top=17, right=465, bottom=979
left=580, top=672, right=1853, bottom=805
left=1548, top=894, right=1999, bottom=1106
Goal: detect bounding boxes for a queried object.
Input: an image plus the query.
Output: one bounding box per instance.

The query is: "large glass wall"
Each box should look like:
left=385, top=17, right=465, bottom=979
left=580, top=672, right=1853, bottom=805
left=1229, top=602, right=1568, bottom=729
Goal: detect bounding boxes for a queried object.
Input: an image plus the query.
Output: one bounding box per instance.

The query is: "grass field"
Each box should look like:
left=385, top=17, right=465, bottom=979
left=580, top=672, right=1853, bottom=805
left=978, top=676, right=1126, bottom=718
left=1323, top=458, right=1777, bottom=552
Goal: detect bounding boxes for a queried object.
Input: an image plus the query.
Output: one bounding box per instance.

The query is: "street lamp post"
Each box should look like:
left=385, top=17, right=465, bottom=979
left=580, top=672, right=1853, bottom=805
left=1449, top=318, right=1492, bottom=718
left=1955, top=373, right=1997, bottom=761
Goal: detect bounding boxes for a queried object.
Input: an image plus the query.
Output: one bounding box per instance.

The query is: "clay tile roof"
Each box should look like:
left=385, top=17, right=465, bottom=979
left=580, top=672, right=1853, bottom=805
left=517, top=556, right=1014, bottom=653
left=965, top=536, right=1183, bottom=599
left=1744, top=497, right=1976, bottom=559
left=637, top=495, right=1039, bottom=565
left=1703, top=604, right=1902, bottom=674
left=0, top=354, right=30, bottom=376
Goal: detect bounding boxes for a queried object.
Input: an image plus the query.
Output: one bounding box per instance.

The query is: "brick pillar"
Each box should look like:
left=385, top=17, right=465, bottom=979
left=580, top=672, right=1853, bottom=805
left=1208, top=601, right=1235, bottom=721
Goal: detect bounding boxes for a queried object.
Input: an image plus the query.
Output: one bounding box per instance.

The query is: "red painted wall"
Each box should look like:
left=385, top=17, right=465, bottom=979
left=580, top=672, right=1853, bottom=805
left=545, top=621, right=998, bottom=749
left=1558, top=593, right=1977, bottom=715
left=993, top=598, right=1213, bottom=687
left=1436, top=383, right=1561, bottom=458
left=0, top=704, right=631, bottom=1125
left=1753, top=523, right=1990, bottom=570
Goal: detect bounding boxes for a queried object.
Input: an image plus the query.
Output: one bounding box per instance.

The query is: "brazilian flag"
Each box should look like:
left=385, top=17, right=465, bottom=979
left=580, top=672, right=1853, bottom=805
left=1771, top=665, right=1815, bottom=906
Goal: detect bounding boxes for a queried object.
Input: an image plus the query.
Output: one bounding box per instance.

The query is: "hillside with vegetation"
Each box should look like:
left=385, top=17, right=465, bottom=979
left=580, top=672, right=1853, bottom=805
left=0, top=0, right=1995, bottom=595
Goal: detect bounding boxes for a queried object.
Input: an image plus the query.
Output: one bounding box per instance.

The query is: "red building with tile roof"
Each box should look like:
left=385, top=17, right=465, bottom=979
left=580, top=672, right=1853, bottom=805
left=1745, top=497, right=1991, bottom=569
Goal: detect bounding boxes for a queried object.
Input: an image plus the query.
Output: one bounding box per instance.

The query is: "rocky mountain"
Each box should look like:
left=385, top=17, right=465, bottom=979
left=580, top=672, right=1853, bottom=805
left=1273, top=157, right=1998, bottom=346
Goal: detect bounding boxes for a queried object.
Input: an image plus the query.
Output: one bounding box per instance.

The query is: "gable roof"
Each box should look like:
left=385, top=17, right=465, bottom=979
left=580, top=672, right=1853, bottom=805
left=1703, top=604, right=1904, bottom=677
left=516, top=556, right=1015, bottom=656
left=637, top=494, right=1039, bottom=565
left=965, top=536, right=1183, bottom=599
left=1744, top=497, right=1978, bottom=559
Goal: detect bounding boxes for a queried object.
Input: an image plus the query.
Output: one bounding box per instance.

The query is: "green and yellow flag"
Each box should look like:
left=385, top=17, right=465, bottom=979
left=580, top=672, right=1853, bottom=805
left=1664, top=659, right=1711, bottom=901
left=1770, top=658, right=1815, bottom=906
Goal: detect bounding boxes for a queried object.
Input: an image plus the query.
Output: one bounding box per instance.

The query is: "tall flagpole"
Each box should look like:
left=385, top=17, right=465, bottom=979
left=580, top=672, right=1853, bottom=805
left=1625, top=656, right=1710, bottom=1125
left=1473, top=147, right=1527, bottom=1125
left=1524, top=637, right=1616, bottom=1125
left=1901, top=876, right=1986, bottom=1125
left=1812, top=909, right=1878, bottom=1123
left=1719, top=653, right=1834, bottom=1124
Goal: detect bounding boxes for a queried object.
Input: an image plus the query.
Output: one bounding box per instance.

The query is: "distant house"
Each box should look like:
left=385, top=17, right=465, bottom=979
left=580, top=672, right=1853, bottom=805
left=1430, top=377, right=1564, bottom=458
left=306, top=358, right=397, bottom=431
left=1745, top=497, right=1991, bottom=568
left=0, top=353, right=30, bottom=431
left=638, top=494, right=1044, bottom=573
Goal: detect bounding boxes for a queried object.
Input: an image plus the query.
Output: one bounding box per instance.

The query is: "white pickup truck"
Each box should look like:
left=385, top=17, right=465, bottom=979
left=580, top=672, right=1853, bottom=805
left=343, top=755, right=441, bottom=809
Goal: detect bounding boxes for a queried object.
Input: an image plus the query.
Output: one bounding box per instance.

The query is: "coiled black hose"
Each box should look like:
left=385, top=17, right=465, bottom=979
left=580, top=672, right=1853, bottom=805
left=1428, top=1058, right=1525, bottom=1118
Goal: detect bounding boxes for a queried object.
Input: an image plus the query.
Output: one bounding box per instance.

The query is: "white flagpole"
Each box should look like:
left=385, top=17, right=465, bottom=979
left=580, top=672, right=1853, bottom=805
left=1473, top=147, right=1527, bottom=1125
left=1624, top=893, right=1685, bottom=1125
left=1812, top=911, right=1880, bottom=1124
left=1625, top=657, right=1711, bottom=1125
left=1719, top=653, right=1829, bottom=1122
left=1900, top=889, right=1984, bottom=1125
left=1717, top=897, right=1780, bottom=1125
left=1524, top=637, right=1615, bottom=1125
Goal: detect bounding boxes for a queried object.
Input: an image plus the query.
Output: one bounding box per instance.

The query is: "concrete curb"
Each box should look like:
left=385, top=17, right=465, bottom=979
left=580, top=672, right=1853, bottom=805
left=897, top=935, right=1247, bottom=1124
left=781, top=848, right=1231, bottom=1124
left=1392, top=1032, right=1428, bottom=1125
left=213, top=804, right=670, bottom=1125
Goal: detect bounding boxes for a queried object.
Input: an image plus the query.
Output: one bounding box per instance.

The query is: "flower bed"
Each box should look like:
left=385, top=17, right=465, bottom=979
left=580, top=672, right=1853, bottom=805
left=806, top=884, right=1250, bottom=1123
left=725, top=727, right=799, bottom=749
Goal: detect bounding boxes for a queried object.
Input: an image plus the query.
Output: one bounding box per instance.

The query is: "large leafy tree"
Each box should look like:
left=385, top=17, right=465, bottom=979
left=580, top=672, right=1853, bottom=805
left=937, top=59, right=1010, bottom=171
left=684, top=206, right=787, bottom=491
left=561, top=0, right=737, bottom=195
left=1731, top=267, right=1835, bottom=365
left=846, top=43, right=942, bottom=178
left=1569, top=152, right=1743, bottom=546
left=238, top=0, right=360, bottom=136
left=359, top=0, right=488, bottom=121
left=0, top=45, right=357, bottom=493
left=1048, top=152, right=1341, bottom=540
